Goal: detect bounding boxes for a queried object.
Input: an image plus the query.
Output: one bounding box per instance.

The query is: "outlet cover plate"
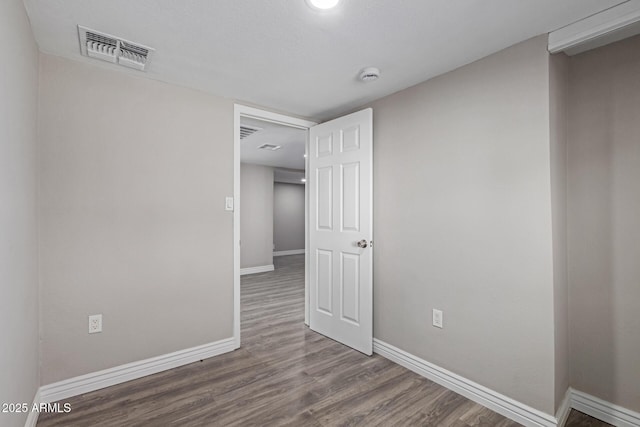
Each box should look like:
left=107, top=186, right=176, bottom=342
left=89, top=314, right=102, bottom=334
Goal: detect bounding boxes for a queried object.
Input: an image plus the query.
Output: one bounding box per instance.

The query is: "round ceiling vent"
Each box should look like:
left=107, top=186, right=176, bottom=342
left=359, top=67, right=380, bottom=82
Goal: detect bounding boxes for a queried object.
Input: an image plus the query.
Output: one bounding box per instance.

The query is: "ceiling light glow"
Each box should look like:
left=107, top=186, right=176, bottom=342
left=307, top=0, right=340, bottom=10
left=301, top=178, right=307, bottom=183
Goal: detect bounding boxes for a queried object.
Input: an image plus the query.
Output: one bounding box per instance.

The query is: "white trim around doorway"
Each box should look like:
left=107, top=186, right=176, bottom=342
left=233, top=105, right=317, bottom=348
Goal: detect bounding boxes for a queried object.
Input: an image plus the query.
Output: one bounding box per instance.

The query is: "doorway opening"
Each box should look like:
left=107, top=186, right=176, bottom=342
left=233, top=105, right=317, bottom=348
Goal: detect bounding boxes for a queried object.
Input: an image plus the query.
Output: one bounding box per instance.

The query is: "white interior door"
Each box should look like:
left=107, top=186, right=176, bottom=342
left=309, top=108, right=373, bottom=355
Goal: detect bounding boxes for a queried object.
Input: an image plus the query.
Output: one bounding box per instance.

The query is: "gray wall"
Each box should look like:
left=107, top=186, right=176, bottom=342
left=550, top=52, right=570, bottom=411
left=274, top=182, right=305, bottom=252
left=368, top=36, right=557, bottom=414
left=567, top=34, right=640, bottom=413
left=7, top=8, right=636, bottom=418
left=0, top=1, right=40, bottom=426
left=38, top=55, right=234, bottom=385
left=240, top=164, right=274, bottom=268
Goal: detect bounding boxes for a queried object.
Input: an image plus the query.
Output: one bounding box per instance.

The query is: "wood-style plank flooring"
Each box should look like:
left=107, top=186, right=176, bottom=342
left=39, top=255, right=609, bottom=426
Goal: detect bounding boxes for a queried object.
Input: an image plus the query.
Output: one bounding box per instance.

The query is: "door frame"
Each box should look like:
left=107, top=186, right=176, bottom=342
left=233, top=104, right=317, bottom=348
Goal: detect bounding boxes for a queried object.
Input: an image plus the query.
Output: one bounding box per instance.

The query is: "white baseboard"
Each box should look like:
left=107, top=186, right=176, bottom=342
left=555, top=388, right=572, bottom=427
left=24, top=389, right=41, bottom=427
left=273, top=249, right=305, bottom=256
left=240, top=264, right=274, bottom=275
left=40, top=337, right=235, bottom=404
left=571, top=389, right=640, bottom=427
left=29, top=336, right=640, bottom=427
left=373, top=339, right=558, bottom=427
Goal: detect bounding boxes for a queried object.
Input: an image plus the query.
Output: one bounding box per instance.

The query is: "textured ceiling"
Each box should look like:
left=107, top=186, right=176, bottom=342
left=24, top=0, right=625, bottom=120
left=241, top=117, right=306, bottom=170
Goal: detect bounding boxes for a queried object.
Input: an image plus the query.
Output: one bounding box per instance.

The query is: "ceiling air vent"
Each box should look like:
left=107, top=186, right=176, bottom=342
left=78, top=26, right=154, bottom=72
left=240, top=125, right=262, bottom=139
left=258, top=144, right=281, bottom=151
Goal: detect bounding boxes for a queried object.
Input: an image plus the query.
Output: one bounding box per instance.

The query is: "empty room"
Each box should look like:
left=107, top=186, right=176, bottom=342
left=2, top=0, right=639, bottom=426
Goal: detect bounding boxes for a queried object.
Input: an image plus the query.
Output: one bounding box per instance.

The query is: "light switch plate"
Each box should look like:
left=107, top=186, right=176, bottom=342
left=225, top=197, right=234, bottom=211
left=432, top=309, right=443, bottom=329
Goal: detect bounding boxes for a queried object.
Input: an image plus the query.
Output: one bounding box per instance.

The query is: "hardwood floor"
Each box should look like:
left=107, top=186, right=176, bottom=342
left=38, top=255, right=608, bottom=426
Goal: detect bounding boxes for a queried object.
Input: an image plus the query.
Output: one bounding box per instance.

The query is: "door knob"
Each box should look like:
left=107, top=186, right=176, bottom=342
left=357, top=239, right=368, bottom=248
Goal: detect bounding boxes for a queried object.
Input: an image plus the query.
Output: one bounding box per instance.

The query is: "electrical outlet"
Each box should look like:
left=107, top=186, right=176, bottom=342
left=432, top=309, right=443, bottom=329
left=89, top=314, right=102, bottom=334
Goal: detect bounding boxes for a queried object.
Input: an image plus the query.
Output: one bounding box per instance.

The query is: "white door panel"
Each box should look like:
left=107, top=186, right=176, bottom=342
left=316, top=249, right=333, bottom=314
left=316, top=166, right=333, bottom=230
left=309, top=108, right=373, bottom=355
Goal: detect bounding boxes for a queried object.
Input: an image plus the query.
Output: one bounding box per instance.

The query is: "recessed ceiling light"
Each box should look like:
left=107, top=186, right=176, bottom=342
left=301, top=178, right=307, bottom=183
left=306, top=0, right=340, bottom=10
